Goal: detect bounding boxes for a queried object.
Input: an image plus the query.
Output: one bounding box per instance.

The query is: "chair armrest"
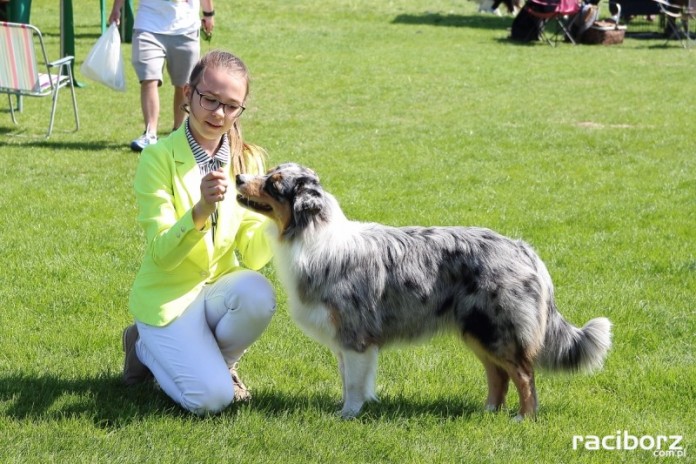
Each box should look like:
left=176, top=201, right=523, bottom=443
left=48, top=56, right=75, bottom=68
left=653, top=0, right=679, bottom=9
left=653, top=0, right=683, bottom=17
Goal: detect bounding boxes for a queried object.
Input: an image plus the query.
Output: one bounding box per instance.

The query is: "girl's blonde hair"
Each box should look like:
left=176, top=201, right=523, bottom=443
left=186, top=50, right=266, bottom=175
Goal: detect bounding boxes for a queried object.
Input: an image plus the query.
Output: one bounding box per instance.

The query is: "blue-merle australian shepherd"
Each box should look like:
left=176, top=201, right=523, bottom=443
left=236, top=163, right=612, bottom=420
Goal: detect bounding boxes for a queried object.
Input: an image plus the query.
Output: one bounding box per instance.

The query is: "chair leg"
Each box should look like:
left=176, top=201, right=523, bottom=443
left=672, top=18, right=687, bottom=47
left=539, top=21, right=554, bottom=46
left=680, top=17, right=691, bottom=47
left=45, top=63, right=80, bottom=138
left=7, top=94, right=18, bottom=125
left=47, top=88, right=59, bottom=138
left=664, top=16, right=687, bottom=47
left=562, top=14, right=580, bottom=45
left=66, top=64, right=80, bottom=132
left=552, top=23, right=565, bottom=46
left=46, top=93, right=58, bottom=138
left=684, top=17, right=690, bottom=47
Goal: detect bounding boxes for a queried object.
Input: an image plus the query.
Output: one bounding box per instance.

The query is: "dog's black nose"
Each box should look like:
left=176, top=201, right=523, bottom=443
left=235, top=175, right=244, bottom=186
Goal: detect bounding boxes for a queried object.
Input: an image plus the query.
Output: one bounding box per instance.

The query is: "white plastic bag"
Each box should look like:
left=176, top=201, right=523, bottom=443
left=80, top=23, right=126, bottom=92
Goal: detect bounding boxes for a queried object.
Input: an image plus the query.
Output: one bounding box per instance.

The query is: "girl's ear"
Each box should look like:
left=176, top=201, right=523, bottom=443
left=183, top=84, right=193, bottom=102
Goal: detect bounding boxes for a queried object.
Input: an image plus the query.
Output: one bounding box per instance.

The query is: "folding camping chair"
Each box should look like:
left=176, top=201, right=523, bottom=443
left=524, top=0, right=583, bottom=45
left=0, top=21, right=80, bottom=137
left=653, top=0, right=696, bottom=47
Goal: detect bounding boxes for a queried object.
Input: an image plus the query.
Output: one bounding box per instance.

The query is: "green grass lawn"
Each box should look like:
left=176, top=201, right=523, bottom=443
left=1, top=0, right=694, bottom=462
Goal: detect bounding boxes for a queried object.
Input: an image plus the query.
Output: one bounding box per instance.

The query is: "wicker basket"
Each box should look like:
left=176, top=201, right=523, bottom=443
left=581, top=21, right=627, bottom=45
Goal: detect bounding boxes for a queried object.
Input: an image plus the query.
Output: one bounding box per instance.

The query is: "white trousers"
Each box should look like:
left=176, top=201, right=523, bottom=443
left=135, top=270, right=276, bottom=415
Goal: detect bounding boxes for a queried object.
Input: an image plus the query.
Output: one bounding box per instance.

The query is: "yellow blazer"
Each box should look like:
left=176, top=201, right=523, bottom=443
left=129, top=127, right=273, bottom=326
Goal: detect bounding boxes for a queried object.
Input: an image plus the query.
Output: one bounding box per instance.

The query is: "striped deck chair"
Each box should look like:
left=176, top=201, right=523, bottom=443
left=0, top=21, right=79, bottom=138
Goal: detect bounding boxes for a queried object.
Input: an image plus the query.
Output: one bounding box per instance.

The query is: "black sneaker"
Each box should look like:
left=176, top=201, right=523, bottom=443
left=122, top=324, right=153, bottom=385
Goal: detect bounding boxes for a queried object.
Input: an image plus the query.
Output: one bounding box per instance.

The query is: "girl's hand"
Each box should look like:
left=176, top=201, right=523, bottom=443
left=193, top=168, right=229, bottom=229
left=200, top=168, right=229, bottom=206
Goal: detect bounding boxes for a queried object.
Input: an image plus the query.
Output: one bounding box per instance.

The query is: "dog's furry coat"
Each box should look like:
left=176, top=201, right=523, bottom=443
left=236, top=163, right=612, bottom=420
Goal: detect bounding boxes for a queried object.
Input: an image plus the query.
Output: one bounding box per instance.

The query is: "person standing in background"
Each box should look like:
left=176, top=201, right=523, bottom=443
left=109, top=0, right=215, bottom=152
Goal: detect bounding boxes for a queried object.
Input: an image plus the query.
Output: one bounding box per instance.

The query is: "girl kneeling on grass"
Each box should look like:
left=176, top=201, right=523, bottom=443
left=122, top=50, right=276, bottom=415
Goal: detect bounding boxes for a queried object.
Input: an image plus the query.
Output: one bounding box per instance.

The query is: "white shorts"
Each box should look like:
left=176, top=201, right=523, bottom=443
left=135, top=270, right=276, bottom=415
left=131, top=29, right=199, bottom=86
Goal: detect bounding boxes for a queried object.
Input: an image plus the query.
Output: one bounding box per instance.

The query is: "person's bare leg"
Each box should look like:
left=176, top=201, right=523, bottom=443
left=141, top=79, right=159, bottom=135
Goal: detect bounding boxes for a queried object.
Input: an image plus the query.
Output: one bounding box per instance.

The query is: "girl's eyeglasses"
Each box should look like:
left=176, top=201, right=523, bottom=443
left=194, top=88, right=245, bottom=117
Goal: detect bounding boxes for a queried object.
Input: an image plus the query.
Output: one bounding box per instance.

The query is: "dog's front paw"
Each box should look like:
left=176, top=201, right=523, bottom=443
left=340, top=405, right=363, bottom=420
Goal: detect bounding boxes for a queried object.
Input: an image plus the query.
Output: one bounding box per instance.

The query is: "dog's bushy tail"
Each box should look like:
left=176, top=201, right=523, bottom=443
left=537, top=303, right=612, bottom=372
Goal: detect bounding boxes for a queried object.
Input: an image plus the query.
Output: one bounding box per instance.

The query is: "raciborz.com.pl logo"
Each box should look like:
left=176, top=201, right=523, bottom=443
left=573, top=431, right=687, bottom=458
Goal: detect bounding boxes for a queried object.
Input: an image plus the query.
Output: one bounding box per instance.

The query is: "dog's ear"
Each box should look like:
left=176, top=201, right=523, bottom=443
left=284, top=172, right=325, bottom=238
left=306, top=168, right=319, bottom=183
left=289, top=187, right=323, bottom=237
left=291, top=171, right=322, bottom=211
left=294, top=186, right=323, bottom=215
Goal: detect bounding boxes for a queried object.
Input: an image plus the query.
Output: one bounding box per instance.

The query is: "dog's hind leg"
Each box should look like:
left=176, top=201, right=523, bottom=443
left=465, top=337, right=536, bottom=419
left=506, top=363, right=538, bottom=421
left=482, top=359, right=510, bottom=412
left=467, top=342, right=511, bottom=412
left=339, top=345, right=379, bottom=419
left=480, top=356, right=538, bottom=420
left=472, top=348, right=538, bottom=420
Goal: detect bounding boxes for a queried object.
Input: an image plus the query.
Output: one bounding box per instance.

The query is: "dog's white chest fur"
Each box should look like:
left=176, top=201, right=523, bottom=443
left=273, top=237, right=341, bottom=351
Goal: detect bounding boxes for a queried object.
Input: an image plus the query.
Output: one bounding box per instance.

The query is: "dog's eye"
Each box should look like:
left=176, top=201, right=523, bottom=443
left=265, top=181, right=281, bottom=197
